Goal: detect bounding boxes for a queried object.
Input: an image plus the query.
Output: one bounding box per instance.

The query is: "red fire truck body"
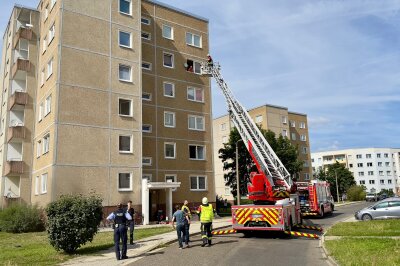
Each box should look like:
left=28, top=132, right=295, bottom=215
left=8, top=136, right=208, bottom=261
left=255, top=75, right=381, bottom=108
left=297, top=180, right=334, bottom=217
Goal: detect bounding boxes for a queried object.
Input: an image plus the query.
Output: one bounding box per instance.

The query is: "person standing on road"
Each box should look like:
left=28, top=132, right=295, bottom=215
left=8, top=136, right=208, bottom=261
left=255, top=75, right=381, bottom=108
left=171, top=205, right=189, bottom=249
left=107, top=203, right=132, bottom=260
left=182, top=200, right=191, bottom=243
left=127, top=200, right=135, bottom=245
left=198, top=197, right=214, bottom=247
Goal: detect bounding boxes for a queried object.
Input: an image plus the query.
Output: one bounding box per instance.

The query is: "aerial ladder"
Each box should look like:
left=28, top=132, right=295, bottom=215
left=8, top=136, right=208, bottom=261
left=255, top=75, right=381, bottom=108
left=201, top=62, right=295, bottom=203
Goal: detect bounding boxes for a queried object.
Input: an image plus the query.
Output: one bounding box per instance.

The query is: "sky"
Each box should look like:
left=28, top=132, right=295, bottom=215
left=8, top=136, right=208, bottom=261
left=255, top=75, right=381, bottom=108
left=1, top=0, right=400, bottom=152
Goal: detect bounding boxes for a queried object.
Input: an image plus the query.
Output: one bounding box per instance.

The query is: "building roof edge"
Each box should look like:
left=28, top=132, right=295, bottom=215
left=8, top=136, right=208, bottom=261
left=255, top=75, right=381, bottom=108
left=145, top=0, right=209, bottom=22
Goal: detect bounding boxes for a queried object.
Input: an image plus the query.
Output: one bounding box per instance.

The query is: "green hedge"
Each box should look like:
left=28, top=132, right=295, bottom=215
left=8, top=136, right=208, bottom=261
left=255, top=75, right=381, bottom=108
left=0, top=204, right=45, bottom=233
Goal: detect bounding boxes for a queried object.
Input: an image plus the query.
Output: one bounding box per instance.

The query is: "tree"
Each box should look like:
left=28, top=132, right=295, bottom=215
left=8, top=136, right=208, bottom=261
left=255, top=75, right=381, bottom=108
left=378, top=189, right=394, bottom=197
left=346, top=185, right=366, bottom=201
left=46, top=194, right=103, bottom=254
left=316, top=162, right=356, bottom=202
left=218, top=127, right=303, bottom=198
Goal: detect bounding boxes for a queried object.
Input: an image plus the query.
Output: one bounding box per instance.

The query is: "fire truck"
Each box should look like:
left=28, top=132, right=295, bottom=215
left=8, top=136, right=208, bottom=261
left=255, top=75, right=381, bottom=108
left=296, top=181, right=335, bottom=217
left=202, top=62, right=302, bottom=235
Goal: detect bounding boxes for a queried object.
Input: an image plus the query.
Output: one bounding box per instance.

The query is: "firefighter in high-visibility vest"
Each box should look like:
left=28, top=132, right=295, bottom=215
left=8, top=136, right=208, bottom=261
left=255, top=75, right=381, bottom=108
left=197, top=197, right=214, bottom=247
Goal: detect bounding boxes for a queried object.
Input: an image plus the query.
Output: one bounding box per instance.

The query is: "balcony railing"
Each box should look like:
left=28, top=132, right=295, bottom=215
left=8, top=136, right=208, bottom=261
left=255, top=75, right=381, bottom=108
left=3, top=160, right=24, bottom=176
left=11, top=58, right=31, bottom=78
left=13, top=27, right=33, bottom=48
left=7, top=126, right=26, bottom=142
left=8, top=91, right=28, bottom=110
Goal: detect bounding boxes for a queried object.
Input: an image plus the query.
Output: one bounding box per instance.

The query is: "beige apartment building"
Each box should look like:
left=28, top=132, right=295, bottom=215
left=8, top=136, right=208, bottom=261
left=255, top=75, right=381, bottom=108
left=213, top=104, right=312, bottom=201
left=0, top=0, right=214, bottom=224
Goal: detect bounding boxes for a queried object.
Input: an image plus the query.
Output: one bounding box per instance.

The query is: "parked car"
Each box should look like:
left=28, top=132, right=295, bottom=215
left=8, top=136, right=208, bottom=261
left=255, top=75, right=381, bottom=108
left=355, top=197, right=400, bottom=221
left=365, top=193, right=378, bottom=202
left=378, top=194, right=388, bottom=201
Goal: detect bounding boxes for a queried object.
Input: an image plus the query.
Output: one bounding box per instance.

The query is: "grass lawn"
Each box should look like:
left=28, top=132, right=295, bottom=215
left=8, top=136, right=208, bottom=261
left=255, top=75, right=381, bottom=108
left=325, top=238, right=400, bottom=266
left=325, top=220, right=400, bottom=236
left=0, top=226, right=173, bottom=265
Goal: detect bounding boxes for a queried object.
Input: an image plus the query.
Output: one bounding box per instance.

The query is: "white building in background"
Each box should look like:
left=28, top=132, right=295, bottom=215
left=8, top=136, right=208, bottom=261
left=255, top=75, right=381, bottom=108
left=311, top=148, right=400, bottom=195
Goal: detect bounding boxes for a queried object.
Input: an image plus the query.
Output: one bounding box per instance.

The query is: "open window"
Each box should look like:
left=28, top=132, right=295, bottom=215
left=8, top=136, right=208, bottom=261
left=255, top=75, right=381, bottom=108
left=185, top=59, right=201, bottom=74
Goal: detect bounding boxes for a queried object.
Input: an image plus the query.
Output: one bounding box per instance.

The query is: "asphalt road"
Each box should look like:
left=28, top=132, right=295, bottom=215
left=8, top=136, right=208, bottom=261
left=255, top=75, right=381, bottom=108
left=129, top=202, right=369, bottom=266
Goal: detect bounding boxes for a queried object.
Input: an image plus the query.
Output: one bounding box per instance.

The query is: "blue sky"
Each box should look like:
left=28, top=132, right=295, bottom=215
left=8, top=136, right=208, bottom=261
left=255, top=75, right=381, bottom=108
left=1, top=0, right=400, bottom=152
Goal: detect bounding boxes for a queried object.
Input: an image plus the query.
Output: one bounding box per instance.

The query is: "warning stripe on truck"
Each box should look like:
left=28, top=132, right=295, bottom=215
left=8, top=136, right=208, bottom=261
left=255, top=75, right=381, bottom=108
left=284, top=231, right=319, bottom=239
left=235, top=207, right=280, bottom=225
left=294, top=225, right=323, bottom=232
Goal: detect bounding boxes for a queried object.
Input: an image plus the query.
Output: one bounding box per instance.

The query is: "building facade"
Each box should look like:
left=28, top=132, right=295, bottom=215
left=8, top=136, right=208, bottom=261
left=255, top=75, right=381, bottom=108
left=311, top=148, right=400, bottom=195
left=213, top=103, right=312, bottom=201
left=0, top=0, right=214, bottom=223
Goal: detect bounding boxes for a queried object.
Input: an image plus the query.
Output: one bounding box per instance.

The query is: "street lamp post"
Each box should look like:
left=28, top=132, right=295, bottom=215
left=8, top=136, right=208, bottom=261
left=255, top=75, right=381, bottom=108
left=236, top=139, right=243, bottom=205
left=335, top=170, right=340, bottom=203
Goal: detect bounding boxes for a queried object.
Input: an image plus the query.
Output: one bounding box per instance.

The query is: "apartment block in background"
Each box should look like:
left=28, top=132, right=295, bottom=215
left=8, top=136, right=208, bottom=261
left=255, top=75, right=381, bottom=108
left=213, top=103, right=312, bottom=201
left=0, top=0, right=214, bottom=223
left=311, top=148, right=400, bottom=195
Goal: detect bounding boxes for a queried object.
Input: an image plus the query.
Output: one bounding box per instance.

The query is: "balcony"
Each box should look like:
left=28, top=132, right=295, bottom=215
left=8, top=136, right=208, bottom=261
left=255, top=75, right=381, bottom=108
left=11, top=58, right=31, bottom=78
left=8, top=91, right=28, bottom=110
left=13, top=27, right=33, bottom=48
left=7, top=126, right=26, bottom=142
left=3, top=161, right=24, bottom=176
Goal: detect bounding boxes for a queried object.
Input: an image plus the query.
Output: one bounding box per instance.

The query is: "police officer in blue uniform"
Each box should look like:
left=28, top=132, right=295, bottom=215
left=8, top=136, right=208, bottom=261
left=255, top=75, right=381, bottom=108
left=107, top=203, right=132, bottom=260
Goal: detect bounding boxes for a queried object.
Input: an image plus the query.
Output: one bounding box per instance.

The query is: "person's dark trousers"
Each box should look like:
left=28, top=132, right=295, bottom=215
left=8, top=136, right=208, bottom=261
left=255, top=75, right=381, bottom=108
left=129, top=221, right=134, bottom=244
left=176, top=224, right=185, bottom=248
left=114, top=224, right=128, bottom=260
left=184, top=222, right=190, bottom=244
left=201, top=222, right=212, bottom=246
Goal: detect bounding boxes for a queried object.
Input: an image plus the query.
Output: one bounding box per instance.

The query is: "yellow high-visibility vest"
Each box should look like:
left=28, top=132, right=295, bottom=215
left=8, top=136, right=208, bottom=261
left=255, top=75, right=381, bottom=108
left=199, top=204, right=214, bottom=223
left=182, top=205, right=191, bottom=218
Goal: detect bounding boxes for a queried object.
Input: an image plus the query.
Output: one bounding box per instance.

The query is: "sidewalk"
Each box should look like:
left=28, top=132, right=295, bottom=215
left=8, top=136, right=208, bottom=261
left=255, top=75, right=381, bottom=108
left=61, top=217, right=232, bottom=266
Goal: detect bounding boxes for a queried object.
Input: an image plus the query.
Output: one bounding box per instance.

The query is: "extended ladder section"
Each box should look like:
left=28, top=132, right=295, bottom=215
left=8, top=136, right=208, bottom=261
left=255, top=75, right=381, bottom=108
left=202, top=62, right=293, bottom=191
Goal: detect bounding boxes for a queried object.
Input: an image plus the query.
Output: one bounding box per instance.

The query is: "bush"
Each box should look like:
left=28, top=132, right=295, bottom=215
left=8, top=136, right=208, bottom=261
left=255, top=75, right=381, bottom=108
left=347, top=185, right=366, bottom=201
left=0, top=204, right=45, bottom=233
left=46, top=194, right=103, bottom=254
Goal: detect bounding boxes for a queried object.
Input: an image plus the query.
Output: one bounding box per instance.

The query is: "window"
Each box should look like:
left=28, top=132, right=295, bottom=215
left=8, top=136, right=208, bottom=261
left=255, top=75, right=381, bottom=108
left=349, top=164, right=353, bottom=168
left=141, top=17, right=151, bottom=25
left=187, top=87, right=204, bottom=102
left=282, top=129, right=287, bottom=137
left=40, top=69, right=45, bottom=86
left=119, top=30, right=131, bottom=48
left=35, top=176, right=39, bottom=195
left=188, top=115, right=205, bottom=131
left=118, top=172, right=132, bottom=191
left=385, top=162, right=390, bottom=167
left=38, top=102, right=44, bottom=121
left=367, top=162, right=373, bottom=167
left=348, top=155, right=352, bottom=159
left=47, top=58, right=53, bottom=79
left=166, top=175, right=177, bottom=191
left=119, top=0, right=131, bottom=15
left=119, top=135, right=132, bottom=153
left=142, top=92, right=151, bottom=101
left=162, top=24, right=173, bottom=39
left=302, top=147, right=308, bottom=154
left=142, top=62, right=151, bottom=70
left=366, top=154, right=371, bottom=158
left=379, top=171, right=384, bottom=176
left=359, top=180, right=365, bottom=185
left=291, top=133, right=297, bottom=140
left=43, top=134, right=50, bottom=154
left=358, top=172, right=364, bottom=176
left=163, top=82, right=175, bottom=97
left=37, top=140, right=41, bottom=158
left=369, top=180, right=375, bottom=184
left=164, top=112, right=175, bottom=128
left=189, top=145, right=205, bottom=160
left=254, top=115, right=263, bottom=124
left=118, top=98, right=132, bottom=116
left=300, top=134, right=306, bottom=141
left=303, top=161, right=309, bottom=167
left=44, top=4, right=49, bottom=20
left=377, top=153, right=381, bottom=158
left=384, top=153, right=389, bottom=158
left=356, top=154, right=362, bottom=159
left=375, top=202, right=388, bottom=209
left=221, top=123, right=226, bottom=131
left=186, top=32, right=201, bottom=47
left=119, top=64, right=131, bottom=82
left=142, top=157, right=152, bottom=166
left=304, top=173, right=310, bottom=181
left=164, top=142, right=176, bottom=159
left=378, top=162, right=382, bottom=167
left=42, top=35, right=47, bottom=53
left=299, top=122, right=306, bottom=128
left=41, top=173, right=48, bottom=194
left=290, top=121, right=296, bottom=127
left=142, top=124, right=152, bottom=133
left=380, top=179, right=385, bottom=184
left=141, top=31, right=151, bottom=40
left=142, top=174, right=152, bottom=182
left=357, top=163, right=363, bottom=167
left=388, top=179, right=392, bottom=184
left=281, top=116, right=287, bottom=124
left=225, top=187, right=231, bottom=196
left=45, top=95, right=51, bottom=116
left=190, top=176, right=206, bottom=190
left=368, top=171, right=374, bottom=176
left=387, top=171, right=391, bottom=176
left=163, top=53, right=174, bottom=68
left=186, top=59, right=201, bottom=74
left=49, top=23, right=55, bottom=43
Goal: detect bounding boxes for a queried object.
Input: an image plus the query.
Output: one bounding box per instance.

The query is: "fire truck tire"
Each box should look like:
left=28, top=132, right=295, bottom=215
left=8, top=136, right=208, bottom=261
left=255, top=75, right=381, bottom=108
left=242, top=231, right=253, bottom=238
left=331, top=204, right=335, bottom=212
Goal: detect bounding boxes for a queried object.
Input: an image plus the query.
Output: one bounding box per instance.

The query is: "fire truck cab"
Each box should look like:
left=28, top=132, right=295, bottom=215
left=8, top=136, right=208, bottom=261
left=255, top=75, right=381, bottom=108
left=297, top=180, right=334, bottom=217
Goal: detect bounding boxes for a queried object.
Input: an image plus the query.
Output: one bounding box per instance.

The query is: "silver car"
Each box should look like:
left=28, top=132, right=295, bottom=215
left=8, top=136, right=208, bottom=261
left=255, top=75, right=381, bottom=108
left=355, top=197, right=400, bottom=221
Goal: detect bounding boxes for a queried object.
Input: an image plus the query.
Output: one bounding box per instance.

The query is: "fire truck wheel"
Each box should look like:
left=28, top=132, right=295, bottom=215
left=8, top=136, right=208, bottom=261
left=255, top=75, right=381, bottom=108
left=242, top=231, right=253, bottom=238
left=331, top=204, right=335, bottom=212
